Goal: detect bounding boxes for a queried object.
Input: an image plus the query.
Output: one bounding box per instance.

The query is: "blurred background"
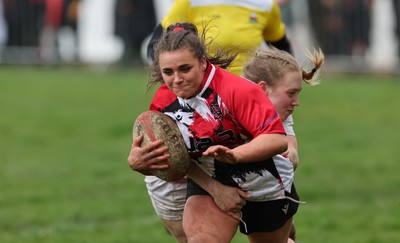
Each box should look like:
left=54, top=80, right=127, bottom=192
left=0, top=0, right=399, bottom=74
left=1, top=1, right=399, bottom=242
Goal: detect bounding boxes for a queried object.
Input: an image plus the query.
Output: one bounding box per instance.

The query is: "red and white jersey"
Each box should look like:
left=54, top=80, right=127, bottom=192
left=150, top=63, right=294, bottom=201
left=283, top=114, right=295, bottom=136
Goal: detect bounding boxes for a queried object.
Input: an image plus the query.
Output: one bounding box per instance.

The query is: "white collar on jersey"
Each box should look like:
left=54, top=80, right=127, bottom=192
left=198, top=63, right=215, bottom=97
left=176, top=64, right=217, bottom=123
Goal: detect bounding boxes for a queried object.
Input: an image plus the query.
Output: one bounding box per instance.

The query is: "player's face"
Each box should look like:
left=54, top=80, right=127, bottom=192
left=159, top=48, right=206, bottom=99
left=267, top=71, right=302, bottom=121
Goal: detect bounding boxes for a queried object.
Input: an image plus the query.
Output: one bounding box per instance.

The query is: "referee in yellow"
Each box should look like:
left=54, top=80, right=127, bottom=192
left=147, top=0, right=293, bottom=75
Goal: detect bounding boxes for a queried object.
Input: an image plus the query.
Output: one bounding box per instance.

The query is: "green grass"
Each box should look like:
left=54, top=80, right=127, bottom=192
left=0, top=66, right=399, bottom=242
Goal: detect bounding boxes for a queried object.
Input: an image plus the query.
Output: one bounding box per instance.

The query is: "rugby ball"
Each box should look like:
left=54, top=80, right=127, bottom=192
left=133, top=110, right=190, bottom=181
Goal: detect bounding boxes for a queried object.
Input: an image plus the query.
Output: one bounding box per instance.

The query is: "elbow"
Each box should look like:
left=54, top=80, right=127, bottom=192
left=278, top=138, right=288, bottom=154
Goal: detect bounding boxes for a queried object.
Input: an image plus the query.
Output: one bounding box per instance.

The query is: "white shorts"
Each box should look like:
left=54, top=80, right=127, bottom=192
left=144, top=175, right=187, bottom=221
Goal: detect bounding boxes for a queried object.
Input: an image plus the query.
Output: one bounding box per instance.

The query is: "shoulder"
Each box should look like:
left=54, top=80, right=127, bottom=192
left=213, top=67, right=260, bottom=92
left=211, top=67, right=269, bottom=108
left=154, top=84, right=175, bottom=100
left=213, top=66, right=254, bottom=90
left=150, top=84, right=177, bottom=111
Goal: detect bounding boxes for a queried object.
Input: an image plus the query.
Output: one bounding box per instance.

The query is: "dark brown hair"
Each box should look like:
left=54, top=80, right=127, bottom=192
left=147, top=22, right=238, bottom=91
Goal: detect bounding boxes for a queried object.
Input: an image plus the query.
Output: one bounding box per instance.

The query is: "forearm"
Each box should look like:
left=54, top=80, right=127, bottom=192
left=187, top=161, right=219, bottom=195
left=232, top=134, right=287, bottom=163
left=187, top=160, right=251, bottom=214
left=268, top=34, right=293, bottom=55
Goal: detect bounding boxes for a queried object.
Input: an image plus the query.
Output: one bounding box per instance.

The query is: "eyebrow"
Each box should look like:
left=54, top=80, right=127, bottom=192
left=162, top=63, right=192, bottom=70
left=179, top=64, right=192, bottom=68
left=287, top=88, right=302, bottom=92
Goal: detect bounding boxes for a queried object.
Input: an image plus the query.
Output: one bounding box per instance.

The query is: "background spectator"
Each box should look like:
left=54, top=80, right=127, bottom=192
left=393, top=0, right=400, bottom=56
left=308, top=0, right=372, bottom=56
left=114, top=0, right=156, bottom=66
left=0, top=0, right=7, bottom=47
left=3, top=0, right=45, bottom=47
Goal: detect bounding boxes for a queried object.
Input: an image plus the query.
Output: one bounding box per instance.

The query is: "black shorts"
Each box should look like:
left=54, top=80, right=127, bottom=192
left=186, top=179, right=300, bottom=235
left=239, top=184, right=299, bottom=234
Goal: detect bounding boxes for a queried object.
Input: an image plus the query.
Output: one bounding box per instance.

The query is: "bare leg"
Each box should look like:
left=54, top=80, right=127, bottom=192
left=289, top=221, right=296, bottom=241
left=161, top=219, right=187, bottom=243
left=183, top=195, right=239, bottom=243
left=247, top=217, right=293, bottom=243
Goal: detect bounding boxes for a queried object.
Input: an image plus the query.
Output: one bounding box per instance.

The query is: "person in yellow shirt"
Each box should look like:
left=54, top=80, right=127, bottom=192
left=147, top=0, right=292, bottom=75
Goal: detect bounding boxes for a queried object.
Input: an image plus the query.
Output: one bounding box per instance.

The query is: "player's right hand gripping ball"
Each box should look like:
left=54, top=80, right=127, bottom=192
left=133, top=110, right=190, bottom=181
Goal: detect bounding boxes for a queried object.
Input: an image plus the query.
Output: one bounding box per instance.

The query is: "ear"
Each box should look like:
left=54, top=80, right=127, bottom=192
left=258, top=81, right=270, bottom=94
left=201, top=56, right=207, bottom=71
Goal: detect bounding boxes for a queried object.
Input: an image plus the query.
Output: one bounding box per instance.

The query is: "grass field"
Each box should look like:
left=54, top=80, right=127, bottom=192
left=0, top=66, right=399, bottom=242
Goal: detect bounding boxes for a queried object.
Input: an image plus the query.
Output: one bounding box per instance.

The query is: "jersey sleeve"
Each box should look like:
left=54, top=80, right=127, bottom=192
left=149, top=84, right=176, bottom=111
left=161, top=0, right=191, bottom=28
left=263, top=1, right=286, bottom=42
left=220, top=76, right=285, bottom=138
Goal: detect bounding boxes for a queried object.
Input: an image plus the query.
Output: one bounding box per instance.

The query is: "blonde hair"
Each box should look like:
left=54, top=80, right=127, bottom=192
left=242, top=47, right=324, bottom=87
